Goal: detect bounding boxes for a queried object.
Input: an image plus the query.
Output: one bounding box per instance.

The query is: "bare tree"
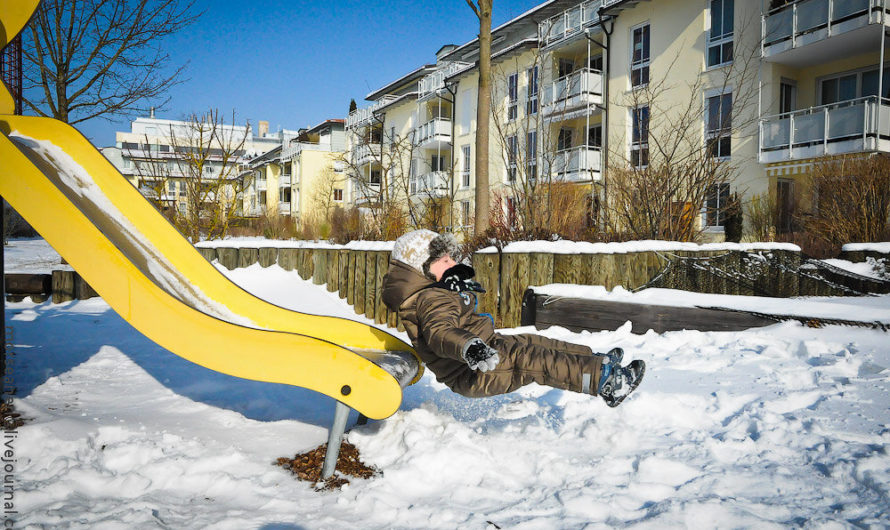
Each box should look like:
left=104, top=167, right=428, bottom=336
left=466, top=0, right=493, bottom=234
left=22, top=0, right=200, bottom=124
left=130, top=109, right=248, bottom=242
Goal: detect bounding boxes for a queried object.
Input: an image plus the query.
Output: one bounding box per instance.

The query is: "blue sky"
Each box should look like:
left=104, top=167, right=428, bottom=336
left=77, top=0, right=544, bottom=147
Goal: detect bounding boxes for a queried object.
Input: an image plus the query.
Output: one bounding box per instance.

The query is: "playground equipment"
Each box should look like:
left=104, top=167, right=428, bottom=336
left=0, top=1, right=421, bottom=479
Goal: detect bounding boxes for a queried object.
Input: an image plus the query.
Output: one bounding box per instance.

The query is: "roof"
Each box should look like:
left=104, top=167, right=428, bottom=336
left=365, top=64, right=437, bottom=102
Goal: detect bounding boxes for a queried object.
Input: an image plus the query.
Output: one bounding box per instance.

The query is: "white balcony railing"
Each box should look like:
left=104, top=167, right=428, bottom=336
left=539, top=0, right=603, bottom=47
left=416, top=117, right=452, bottom=146
left=542, top=68, right=603, bottom=115
left=413, top=171, right=451, bottom=197
left=552, top=146, right=602, bottom=181
left=278, top=202, right=291, bottom=214
left=279, top=174, right=291, bottom=187
left=353, top=183, right=381, bottom=204
left=346, top=96, right=399, bottom=129
left=351, top=143, right=382, bottom=166
left=256, top=179, right=267, bottom=191
left=418, top=62, right=472, bottom=98
left=763, top=0, right=876, bottom=57
left=759, top=96, right=890, bottom=163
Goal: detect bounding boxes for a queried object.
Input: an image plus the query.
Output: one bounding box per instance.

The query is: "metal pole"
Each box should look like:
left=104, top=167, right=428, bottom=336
left=877, top=0, right=886, bottom=149
left=320, top=401, right=351, bottom=480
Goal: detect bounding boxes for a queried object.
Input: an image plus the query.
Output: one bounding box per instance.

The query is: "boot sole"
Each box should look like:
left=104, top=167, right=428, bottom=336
left=606, top=360, right=646, bottom=408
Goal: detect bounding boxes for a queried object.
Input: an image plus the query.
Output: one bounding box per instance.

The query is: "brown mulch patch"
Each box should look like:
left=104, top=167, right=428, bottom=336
left=1, top=402, right=26, bottom=430
left=276, top=440, right=379, bottom=490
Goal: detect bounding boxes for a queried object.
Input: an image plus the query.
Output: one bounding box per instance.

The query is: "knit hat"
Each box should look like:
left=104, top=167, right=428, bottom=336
left=392, top=230, right=460, bottom=279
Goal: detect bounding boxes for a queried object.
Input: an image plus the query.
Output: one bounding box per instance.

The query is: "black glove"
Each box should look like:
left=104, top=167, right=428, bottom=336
left=462, top=338, right=500, bottom=372
left=439, top=263, right=486, bottom=293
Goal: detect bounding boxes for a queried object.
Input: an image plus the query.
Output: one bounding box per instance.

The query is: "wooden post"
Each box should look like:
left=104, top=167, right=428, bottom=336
left=278, top=248, right=299, bottom=271
left=197, top=247, right=217, bottom=263
left=528, top=252, right=553, bottom=288
left=472, top=251, right=500, bottom=325
left=238, top=248, right=258, bottom=269
left=354, top=251, right=366, bottom=315
left=346, top=251, right=357, bottom=306
left=338, top=249, right=350, bottom=299
left=313, top=249, right=327, bottom=285
left=74, top=273, right=98, bottom=300
left=216, top=248, right=238, bottom=270
left=258, top=248, right=278, bottom=268
left=364, top=251, right=377, bottom=319
left=499, top=252, right=530, bottom=328
left=375, top=252, right=389, bottom=324
left=52, top=270, right=75, bottom=303
left=326, top=249, right=339, bottom=293
left=553, top=254, right=584, bottom=285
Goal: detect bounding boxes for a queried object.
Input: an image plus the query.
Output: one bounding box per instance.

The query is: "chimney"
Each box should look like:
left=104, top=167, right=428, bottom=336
left=149, top=107, right=155, bottom=119
left=258, top=120, right=269, bottom=137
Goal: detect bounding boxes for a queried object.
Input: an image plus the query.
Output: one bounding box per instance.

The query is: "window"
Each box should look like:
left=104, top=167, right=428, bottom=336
left=508, top=73, right=519, bottom=121
left=631, top=106, right=649, bottom=168
left=588, top=125, right=602, bottom=148
left=820, top=67, right=890, bottom=105
left=461, top=200, right=471, bottom=227
left=333, top=189, right=343, bottom=202
left=589, top=55, right=603, bottom=72
left=527, top=130, right=537, bottom=181
left=506, top=135, right=518, bottom=182
left=704, top=182, right=730, bottom=228
left=708, top=0, right=733, bottom=68
left=557, top=128, right=573, bottom=151
left=706, top=91, right=732, bottom=159
left=461, top=145, right=471, bottom=188
left=279, top=188, right=291, bottom=203
left=631, top=24, right=650, bottom=88
left=123, top=158, right=132, bottom=169
left=431, top=155, right=447, bottom=172
left=558, top=58, right=574, bottom=78
left=776, top=179, right=794, bottom=234
left=168, top=181, right=175, bottom=193
left=122, top=142, right=138, bottom=150
left=780, top=80, right=796, bottom=114
left=526, top=66, right=539, bottom=115
left=370, top=169, right=381, bottom=185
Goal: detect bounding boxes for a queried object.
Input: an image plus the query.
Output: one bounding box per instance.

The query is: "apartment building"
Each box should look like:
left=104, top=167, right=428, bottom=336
left=103, top=114, right=295, bottom=215
left=243, top=119, right=347, bottom=224
left=347, top=0, right=890, bottom=239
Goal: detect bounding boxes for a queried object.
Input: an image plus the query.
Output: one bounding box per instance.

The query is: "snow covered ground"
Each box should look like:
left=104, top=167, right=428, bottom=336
left=5, top=239, right=890, bottom=528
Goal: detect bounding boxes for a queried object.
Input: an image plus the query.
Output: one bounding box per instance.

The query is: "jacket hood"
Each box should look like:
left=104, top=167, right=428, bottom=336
left=381, top=259, right=435, bottom=312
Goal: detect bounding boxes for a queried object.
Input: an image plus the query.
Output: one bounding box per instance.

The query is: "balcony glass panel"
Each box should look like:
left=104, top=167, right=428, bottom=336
left=833, top=0, right=869, bottom=19
left=793, top=112, right=825, bottom=144
left=762, top=117, right=791, bottom=149
left=765, top=8, right=792, bottom=45
left=827, top=102, right=866, bottom=139
left=796, top=0, right=828, bottom=33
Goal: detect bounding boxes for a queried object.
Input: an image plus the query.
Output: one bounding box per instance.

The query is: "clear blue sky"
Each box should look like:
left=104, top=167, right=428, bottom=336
left=77, top=0, right=545, bottom=147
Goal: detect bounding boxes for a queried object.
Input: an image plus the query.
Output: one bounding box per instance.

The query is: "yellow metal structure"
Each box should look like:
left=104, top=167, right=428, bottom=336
left=0, top=2, right=420, bottom=419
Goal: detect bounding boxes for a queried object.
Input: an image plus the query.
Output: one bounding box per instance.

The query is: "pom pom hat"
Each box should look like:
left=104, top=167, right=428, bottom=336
left=392, top=229, right=460, bottom=279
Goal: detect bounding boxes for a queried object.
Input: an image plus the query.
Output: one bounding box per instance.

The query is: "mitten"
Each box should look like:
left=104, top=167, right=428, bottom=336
left=462, top=338, right=500, bottom=372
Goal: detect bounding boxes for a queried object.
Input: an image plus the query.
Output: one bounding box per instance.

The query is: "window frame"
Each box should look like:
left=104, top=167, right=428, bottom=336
left=705, top=88, right=732, bottom=160
left=630, top=105, right=650, bottom=168
left=631, top=23, right=651, bottom=89
left=707, top=0, right=734, bottom=69
left=703, top=182, right=730, bottom=230
left=506, top=134, right=518, bottom=182
left=526, top=66, right=539, bottom=116
left=507, top=72, right=519, bottom=121
left=461, top=145, right=471, bottom=188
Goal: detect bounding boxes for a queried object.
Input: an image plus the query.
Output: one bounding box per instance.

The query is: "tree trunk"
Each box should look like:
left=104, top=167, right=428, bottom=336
left=473, top=0, right=493, bottom=235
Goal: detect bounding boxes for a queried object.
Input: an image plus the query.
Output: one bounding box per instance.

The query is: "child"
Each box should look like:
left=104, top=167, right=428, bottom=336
left=381, top=229, right=645, bottom=407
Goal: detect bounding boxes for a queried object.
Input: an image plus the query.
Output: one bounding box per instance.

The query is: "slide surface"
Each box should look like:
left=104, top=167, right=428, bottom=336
left=1, top=3, right=420, bottom=419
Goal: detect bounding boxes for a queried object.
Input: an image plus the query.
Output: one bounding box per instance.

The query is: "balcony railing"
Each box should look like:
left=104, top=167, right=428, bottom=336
left=279, top=174, right=291, bottom=187
left=763, top=0, right=877, bottom=58
left=278, top=202, right=291, bottom=214
left=542, top=68, right=603, bottom=116
left=552, top=146, right=602, bottom=181
left=413, top=171, right=451, bottom=197
left=759, top=96, right=890, bottom=163
left=418, top=62, right=472, bottom=98
left=346, top=96, right=400, bottom=129
left=539, top=0, right=603, bottom=47
left=256, top=179, right=267, bottom=191
left=351, top=143, right=382, bottom=166
left=353, top=183, right=381, bottom=204
left=416, top=117, right=452, bottom=147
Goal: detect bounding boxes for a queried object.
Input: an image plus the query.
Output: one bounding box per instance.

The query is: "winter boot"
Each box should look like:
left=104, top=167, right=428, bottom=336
left=601, top=347, right=624, bottom=365
left=598, top=360, right=646, bottom=408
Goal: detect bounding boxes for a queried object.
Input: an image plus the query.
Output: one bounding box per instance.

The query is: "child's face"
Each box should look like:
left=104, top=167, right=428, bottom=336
left=430, top=254, right=457, bottom=281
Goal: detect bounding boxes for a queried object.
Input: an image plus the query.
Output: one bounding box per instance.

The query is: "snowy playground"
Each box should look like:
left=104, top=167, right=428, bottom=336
left=5, top=238, right=890, bottom=528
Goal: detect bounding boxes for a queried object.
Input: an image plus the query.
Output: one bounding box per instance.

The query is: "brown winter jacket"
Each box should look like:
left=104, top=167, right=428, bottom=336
left=381, top=259, right=492, bottom=392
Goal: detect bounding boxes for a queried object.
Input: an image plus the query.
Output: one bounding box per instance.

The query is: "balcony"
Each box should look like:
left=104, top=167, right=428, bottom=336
left=256, top=179, right=267, bottom=191
left=416, top=117, right=452, bottom=149
left=552, top=146, right=602, bottom=181
left=351, top=143, right=382, bottom=166
left=418, top=62, right=472, bottom=99
left=762, top=0, right=887, bottom=66
left=412, top=171, right=451, bottom=198
left=353, top=183, right=381, bottom=205
left=279, top=174, right=291, bottom=187
left=539, top=1, right=603, bottom=48
left=759, top=96, right=890, bottom=163
left=542, top=68, right=603, bottom=119
left=346, top=96, right=399, bottom=129
left=278, top=202, right=291, bottom=214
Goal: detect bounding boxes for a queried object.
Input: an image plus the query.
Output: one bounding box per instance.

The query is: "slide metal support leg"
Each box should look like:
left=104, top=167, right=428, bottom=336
left=321, top=401, right=350, bottom=480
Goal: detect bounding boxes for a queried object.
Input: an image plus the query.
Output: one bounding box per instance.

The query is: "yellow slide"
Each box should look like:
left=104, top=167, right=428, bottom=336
left=1, top=2, right=420, bottom=419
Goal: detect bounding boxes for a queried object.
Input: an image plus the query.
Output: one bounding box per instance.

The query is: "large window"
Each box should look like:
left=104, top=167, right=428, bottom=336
left=461, top=200, right=471, bottom=228
left=526, top=66, right=539, bottom=115
left=631, top=106, right=649, bottom=168
left=631, top=24, right=650, bottom=88
left=461, top=145, right=471, bottom=188
left=706, top=91, right=732, bottom=159
left=708, top=0, right=733, bottom=68
left=527, top=130, right=537, bottom=181
left=508, top=73, right=519, bottom=121
left=333, top=189, right=343, bottom=202
left=506, top=135, right=518, bottom=182
left=820, top=66, right=890, bottom=105
left=704, top=182, right=730, bottom=228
